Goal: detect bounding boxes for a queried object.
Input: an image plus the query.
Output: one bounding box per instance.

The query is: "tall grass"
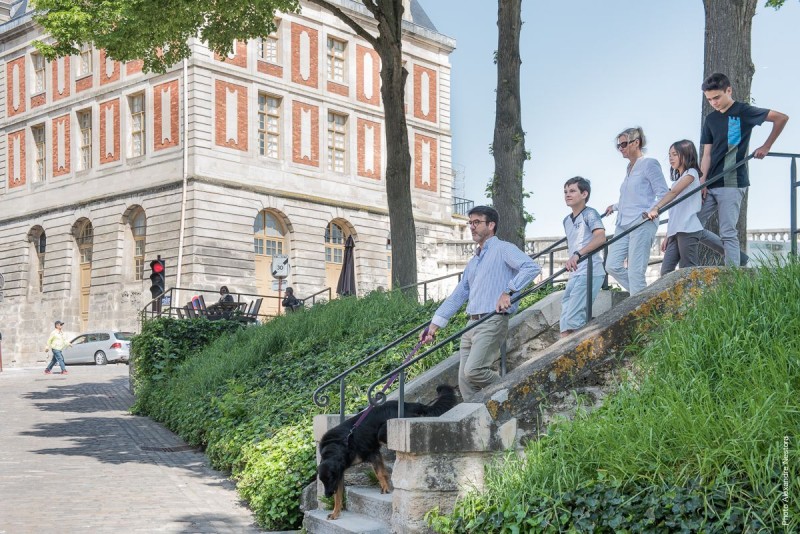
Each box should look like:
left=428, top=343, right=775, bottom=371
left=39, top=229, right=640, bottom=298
left=431, top=259, right=800, bottom=533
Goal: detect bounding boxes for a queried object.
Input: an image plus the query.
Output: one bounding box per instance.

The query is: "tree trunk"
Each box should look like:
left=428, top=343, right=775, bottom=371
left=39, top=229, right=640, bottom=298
left=310, top=0, right=418, bottom=292
left=373, top=12, right=418, bottom=292
left=701, top=0, right=757, bottom=264
left=491, top=0, right=527, bottom=250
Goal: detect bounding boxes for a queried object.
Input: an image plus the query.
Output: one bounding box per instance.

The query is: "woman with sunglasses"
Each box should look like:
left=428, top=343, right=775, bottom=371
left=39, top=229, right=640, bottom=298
left=604, top=127, right=669, bottom=295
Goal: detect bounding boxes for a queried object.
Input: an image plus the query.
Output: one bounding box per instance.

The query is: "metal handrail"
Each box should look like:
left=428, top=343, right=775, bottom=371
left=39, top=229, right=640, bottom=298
left=397, top=235, right=571, bottom=300
left=764, top=152, right=799, bottom=256
left=312, top=237, right=575, bottom=417
left=304, top=287, right=332, bottom=306
left=361, top=152, right=774, bottom=409
left=313, top=322, right=429, bottom=423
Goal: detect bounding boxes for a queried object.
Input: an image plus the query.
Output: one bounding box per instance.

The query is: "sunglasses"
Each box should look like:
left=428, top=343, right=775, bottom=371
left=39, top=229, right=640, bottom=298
left=616, top=139, right=638, bottom=150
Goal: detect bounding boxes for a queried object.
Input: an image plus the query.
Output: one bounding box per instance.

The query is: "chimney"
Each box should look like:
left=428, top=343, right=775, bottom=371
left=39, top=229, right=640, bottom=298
left=0, top=2, right=13, bottom=23
left=402, top=0, right=412, bottom=22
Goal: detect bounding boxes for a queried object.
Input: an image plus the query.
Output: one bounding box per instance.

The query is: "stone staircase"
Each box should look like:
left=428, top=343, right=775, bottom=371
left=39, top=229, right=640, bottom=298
left=304, top=485, right=393, bottom=534
left=303, top=286, right=641, bottom=534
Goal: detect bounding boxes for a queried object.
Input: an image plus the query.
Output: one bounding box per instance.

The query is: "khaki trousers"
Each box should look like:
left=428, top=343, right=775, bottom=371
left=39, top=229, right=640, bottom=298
left=458, top=314, right=509, bottom=401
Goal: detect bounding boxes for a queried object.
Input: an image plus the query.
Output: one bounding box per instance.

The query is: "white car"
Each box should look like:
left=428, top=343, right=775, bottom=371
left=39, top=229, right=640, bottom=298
left=61, top=331, right=133, bottom=365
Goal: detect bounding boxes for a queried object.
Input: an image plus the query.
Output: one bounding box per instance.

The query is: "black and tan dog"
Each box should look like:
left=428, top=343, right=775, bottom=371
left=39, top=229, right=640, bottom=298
left=317, top=385, right=457, bottom=520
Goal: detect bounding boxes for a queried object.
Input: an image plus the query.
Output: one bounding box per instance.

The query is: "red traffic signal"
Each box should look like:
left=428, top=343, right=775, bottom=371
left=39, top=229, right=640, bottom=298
left=149, top=257, right=166, bottom=299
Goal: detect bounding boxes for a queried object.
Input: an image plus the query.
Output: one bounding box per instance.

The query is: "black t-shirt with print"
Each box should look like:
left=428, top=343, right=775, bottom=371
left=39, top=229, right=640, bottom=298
left=700, top=101, right=769, bottom=188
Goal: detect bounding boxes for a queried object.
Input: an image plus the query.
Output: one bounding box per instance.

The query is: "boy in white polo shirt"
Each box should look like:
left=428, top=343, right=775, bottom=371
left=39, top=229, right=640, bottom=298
left=561, top=177, right=607, bottom=337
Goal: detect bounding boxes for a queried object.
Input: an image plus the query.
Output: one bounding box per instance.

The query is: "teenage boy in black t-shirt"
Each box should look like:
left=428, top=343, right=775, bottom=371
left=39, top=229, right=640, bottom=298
left=698, top=72, right=789, bottom=266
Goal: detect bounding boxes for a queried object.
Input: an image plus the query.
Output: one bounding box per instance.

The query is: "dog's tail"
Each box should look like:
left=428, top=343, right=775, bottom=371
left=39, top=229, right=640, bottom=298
left=423, top=384, right=458, bottom=416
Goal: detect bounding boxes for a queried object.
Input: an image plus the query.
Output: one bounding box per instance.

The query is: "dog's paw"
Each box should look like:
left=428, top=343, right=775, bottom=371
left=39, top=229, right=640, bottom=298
left=327, top=512, right=340, bottom=520
left=380, top=485, right=392, bottom=494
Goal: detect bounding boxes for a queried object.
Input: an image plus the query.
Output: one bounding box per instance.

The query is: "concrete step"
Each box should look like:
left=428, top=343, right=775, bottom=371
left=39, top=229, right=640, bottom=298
left=346, top=485, right=393, bottom=523
left=304, top=508, right=390, bottom=534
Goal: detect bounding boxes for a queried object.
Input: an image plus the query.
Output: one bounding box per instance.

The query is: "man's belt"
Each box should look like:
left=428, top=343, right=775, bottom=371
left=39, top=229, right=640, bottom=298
left=468, top=312, right=508, bottom=320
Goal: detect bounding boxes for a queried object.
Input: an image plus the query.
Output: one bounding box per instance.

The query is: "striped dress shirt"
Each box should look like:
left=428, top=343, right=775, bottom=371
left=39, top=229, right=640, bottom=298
left=432, top=236, right=541, bottom=328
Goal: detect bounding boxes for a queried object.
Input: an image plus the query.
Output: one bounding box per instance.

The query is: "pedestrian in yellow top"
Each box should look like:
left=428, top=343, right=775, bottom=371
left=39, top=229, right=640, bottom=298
left=44, top=320, right=71, bottom=375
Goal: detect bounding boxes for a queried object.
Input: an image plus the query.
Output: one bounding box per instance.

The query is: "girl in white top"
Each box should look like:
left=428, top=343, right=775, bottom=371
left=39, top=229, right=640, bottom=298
left=646, top=139, right=704, bottom=274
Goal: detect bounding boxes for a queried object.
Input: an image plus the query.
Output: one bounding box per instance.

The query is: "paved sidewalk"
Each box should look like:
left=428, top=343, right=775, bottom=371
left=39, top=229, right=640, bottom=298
left=0, top=365, right=263, bottom=533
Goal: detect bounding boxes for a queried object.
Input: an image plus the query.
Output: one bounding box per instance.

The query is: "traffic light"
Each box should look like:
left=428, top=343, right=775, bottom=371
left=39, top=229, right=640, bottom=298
left=149, top=256, right=166, bottom=299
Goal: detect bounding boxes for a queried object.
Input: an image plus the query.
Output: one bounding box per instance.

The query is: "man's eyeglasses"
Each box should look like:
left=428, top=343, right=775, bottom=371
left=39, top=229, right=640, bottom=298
left=467, top=219, right=488, bottom=228
left=616, top=139, right=637, bottom=150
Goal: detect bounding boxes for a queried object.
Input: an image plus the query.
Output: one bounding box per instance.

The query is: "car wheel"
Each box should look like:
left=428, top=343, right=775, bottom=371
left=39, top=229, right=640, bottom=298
left=94, top=351, right=108, bottom=365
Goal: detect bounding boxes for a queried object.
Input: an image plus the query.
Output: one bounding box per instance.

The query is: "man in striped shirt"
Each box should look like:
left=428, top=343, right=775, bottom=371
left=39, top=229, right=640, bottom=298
left=420, top=206, right=541, bottom=401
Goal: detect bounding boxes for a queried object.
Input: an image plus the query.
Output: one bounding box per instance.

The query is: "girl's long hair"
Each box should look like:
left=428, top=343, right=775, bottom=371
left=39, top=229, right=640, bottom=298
left=670, top=139, right=701, bottom=181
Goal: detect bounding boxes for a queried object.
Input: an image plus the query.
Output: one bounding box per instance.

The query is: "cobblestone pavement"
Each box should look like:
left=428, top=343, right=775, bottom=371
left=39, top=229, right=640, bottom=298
left=0, top=365, right=265, bottom=534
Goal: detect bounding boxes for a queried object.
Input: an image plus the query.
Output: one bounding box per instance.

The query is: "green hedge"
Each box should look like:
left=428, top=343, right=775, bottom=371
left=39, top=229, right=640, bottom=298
left=130, top=286, right=557, bottom=529
left=130, top=291, right=460, bottom=529
left=427, top=260, right=800, bottom=533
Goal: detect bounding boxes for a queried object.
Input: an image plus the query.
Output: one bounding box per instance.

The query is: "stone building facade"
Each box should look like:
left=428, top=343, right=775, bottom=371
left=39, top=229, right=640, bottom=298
left=0, top=0, right=462, bottom=366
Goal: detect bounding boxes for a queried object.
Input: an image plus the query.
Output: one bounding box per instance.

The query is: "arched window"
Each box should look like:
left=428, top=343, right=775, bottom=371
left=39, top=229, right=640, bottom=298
left=253, top=210, right=288, bottom=315
left=324, top=221, right=348, bottom=294
left=325, top=221, right=345, bottom=264
left=254, top=211, right=286, bottom=257
left=76, top=220, right=93, bottom=263
left=29, top=227, right=46, bottom=292
left=131, top=210, right=146, bottom=281
left=75, top=219, right=93, bottom=330
left=36, top=232, right=46, bottom=291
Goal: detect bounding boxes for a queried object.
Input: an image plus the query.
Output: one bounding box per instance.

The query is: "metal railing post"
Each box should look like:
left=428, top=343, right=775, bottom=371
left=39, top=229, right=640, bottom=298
left=791, top=156, right=798, bottom=257
left=586, top=252, right=593, bottom=322
left=398, top=370, right=406, bottom=418
left=500, top=340, right=507, bottom=376
left=339, top=378, right=346, bottom=424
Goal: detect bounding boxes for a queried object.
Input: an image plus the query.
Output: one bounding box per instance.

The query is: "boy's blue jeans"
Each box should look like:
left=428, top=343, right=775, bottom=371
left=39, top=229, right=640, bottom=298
left=560, top=274, right=606, bottom=333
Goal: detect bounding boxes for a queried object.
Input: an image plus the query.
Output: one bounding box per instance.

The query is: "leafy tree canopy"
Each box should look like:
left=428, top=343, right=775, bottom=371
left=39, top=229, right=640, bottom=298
left=764, top=0, right=795, bottom=7
left=32, top=0, right=299, bottom=73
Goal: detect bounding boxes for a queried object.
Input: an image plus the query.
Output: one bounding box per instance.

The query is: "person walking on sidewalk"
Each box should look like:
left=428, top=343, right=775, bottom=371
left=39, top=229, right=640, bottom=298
left=44, top=320, right=71, bottom=375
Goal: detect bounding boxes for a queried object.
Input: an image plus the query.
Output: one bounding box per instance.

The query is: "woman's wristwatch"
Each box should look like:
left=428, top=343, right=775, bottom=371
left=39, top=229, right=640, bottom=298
left=573, top=251, right=582, bottom=259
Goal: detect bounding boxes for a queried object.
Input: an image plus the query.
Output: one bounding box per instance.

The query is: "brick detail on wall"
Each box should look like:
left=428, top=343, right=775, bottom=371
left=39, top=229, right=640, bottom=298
left=327, top=81, right=349, bottom=97
left=356, top=45, right=380, bottom=106
left=126, top=60, right=144, bottom=76
left=51, top=114, right=71, bottom=177
left=214, top=40, right=248, bottom=69
left=214, top=80, right=248, bottom=151
left=291, top=22, right=318, bottom=89
left=7, top=129, right=26, bottom=187
left=414, top=133, right=438, bottom=192
left=257, top=61, right=283, bottom=78
left=292, top=100, right=319, bottom=167
left=99, top=98, right=121, bottom=164
left=413, top=64, right=437, bottom=123
left=76, top=74, right=93, bottom=93
left=153, top=79, right=180, bottom=151
left=52, top=56, right=71, bottom=101
left=99, top=50, right=121, bottom=85
left=6, top=57, right=26, bottom=117
left=30, top=93, right=46, bottom=109
left=357, top=118, right=381, bottom=180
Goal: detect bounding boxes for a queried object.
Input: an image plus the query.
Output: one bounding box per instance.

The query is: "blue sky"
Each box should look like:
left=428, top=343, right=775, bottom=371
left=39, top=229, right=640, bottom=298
left=421, top=0, right=799, bottom=237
